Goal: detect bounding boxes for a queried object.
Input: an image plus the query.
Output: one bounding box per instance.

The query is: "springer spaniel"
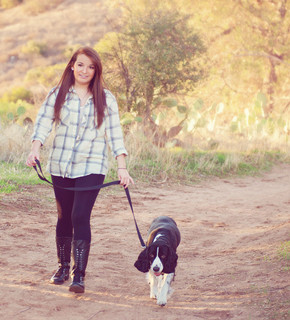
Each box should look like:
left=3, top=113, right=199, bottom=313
left=134, top=216, right=181, bottom=306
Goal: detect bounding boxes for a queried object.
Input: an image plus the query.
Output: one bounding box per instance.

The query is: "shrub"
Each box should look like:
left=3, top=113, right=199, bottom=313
left=0, top=0, right=22, bottom=9
left=1, top=87, right=33, bottom=104
left=0, top=100, right=33, bottom=124
left=23, top=0, right=63, bottom=15
left=21, top=40, right=48, bottom=56
left=63, top=44, right=82, bottom=60
left=25, top=63, right=66, bottom=88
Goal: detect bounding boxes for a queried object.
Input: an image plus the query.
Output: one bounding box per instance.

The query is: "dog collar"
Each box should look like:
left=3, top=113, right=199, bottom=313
left=153, top=234, right=164, bottom=243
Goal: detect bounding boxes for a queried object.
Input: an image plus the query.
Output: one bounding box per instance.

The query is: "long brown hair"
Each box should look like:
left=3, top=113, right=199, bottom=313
left=52, top=46, right=106, bottom=128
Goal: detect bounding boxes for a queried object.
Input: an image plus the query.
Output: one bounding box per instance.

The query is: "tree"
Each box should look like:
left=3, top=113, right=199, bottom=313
left=230, top=0, right=289, bottom=115
left=96, top=6, right=206, bottom=143
left=193, top=0, right=290, bottom=116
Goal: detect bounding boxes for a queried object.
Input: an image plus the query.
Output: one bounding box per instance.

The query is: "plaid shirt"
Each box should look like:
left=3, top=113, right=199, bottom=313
left=31, top=87, right=128, bottom=178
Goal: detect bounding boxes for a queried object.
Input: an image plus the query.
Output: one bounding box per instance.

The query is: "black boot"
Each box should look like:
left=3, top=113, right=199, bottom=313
left=69, top=240, right=90, bottom=293
left=50, top=236, right=72, bottom=285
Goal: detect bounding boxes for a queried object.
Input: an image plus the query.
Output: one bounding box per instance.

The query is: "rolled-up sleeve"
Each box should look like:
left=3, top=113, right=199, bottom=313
left=104, top=91, right=128, bottom=158
left=31, top=89, right=56, bottom=145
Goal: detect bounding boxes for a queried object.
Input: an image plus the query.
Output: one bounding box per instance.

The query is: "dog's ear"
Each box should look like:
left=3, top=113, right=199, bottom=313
left=134, top=248, right=150, bottom=273
left=163, top=249, right=178, bottom=274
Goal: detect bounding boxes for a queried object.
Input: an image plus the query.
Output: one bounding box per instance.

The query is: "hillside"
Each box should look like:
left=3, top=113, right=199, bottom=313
left=0, top=0, right=114, bottom=95
left=0, top=0, right=289, bottom=150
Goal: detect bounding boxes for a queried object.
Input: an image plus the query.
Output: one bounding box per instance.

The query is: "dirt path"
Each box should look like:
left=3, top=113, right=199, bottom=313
left=0, top=164, right=289, bottom=320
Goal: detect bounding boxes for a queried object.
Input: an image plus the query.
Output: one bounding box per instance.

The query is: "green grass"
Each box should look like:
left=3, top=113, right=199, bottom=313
left=0, top=161, right=42, bottom=193
left=279, top=241, right=290, bottom=260
left=109, top=147, right=286, bottom=185
left=278, top=241, right=290, bottom=271
left=0, top=148, right=287, bottom=194
left=134, top=149, right=285, bottom=181
left=0, top=120, right=289, bottom=194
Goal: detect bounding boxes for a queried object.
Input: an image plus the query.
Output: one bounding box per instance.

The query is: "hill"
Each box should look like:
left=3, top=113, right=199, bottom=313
left=0, top=0, right=114, bottom=95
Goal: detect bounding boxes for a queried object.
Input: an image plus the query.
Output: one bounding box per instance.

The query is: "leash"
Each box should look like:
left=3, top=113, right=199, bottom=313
left=33, top=159, right=146, bottom=248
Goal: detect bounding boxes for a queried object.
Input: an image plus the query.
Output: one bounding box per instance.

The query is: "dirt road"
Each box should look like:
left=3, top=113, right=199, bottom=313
left=0, top=164, right=289, bottom=319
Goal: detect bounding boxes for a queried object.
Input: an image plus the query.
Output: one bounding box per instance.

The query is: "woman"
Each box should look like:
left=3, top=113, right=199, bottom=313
left=26, top=46, right=134, bottom=293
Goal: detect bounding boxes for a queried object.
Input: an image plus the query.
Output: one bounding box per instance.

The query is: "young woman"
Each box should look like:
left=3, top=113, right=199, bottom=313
left=26, top=46, right=134, bottom=293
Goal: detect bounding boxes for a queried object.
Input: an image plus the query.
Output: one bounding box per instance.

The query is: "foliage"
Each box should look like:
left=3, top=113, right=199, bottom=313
left=0, top=87, right=33, bottom=104
left=125, top=89, right=288, bottom=149
left=278, top=241, right=290, bottom=261
left=0, top=88, right=34, bottom=124
left=0, top=124, right=287, bottom=194
left=0, top=0, right=63, bottom=13
left=277, top=240, right=290, bottom=272
left=0, top=100, right=33, bottom=124
left=229, top=0, right=290, bottom=115
left=25, top=63, right=66, bottom=88
left=96, top=7, right=206, bottom=121
left=63, top=44, right=82, bottom=60
left=185, top=0, right=290, bottom=117
left=23, top=0, right=64, bottom=14
left=0, top=162, right=40, bottom=193
left=0, top=0, right=22, bottom=9
left=0, top=0, right=289, bottom=154
left=21, top=40, right=48, bottom=56
left=0, top=104, right=289, bottom=193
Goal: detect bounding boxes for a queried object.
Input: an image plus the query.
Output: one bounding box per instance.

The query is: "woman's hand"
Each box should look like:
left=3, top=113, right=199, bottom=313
left=118, top=168, right=134, bottom=188
left=116, top=153, right=134, bottom=188
left=26, top=140, right=41, bottom=167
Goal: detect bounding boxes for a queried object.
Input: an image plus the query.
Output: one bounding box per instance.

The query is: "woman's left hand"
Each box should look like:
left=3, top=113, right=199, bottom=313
left=118, top=168, right=134, bottom=188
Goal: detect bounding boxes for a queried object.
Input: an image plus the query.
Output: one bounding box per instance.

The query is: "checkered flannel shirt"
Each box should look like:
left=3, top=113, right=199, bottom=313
left=31, top=87, right=128, bottom=178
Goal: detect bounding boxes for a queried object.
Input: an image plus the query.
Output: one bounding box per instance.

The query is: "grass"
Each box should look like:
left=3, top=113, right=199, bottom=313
left=278, top=241, right=290, bottom=271
left=0, top=120, right=289, bottom=193
left=279, top=241, right=290, bottom=260
left=121, top=131, right=288, bottom=184
left=0, top=161, right=41, bottom=193
left=0, top=139, right=287, bottom=194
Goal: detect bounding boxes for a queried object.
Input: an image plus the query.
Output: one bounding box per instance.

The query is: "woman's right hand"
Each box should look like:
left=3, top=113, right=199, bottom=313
left=26, top=140, right=41, bottom=167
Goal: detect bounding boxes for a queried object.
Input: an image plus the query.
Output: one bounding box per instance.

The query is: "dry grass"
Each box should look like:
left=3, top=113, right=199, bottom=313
left=1, top=120, right=287, bottom=187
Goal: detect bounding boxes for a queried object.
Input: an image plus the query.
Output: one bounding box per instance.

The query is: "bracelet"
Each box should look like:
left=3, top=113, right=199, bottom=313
left=117, top=168, right=127, bottom=170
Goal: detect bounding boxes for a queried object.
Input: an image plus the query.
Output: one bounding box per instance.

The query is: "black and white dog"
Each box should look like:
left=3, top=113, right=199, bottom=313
left=134, top=216, right=181, bottom=306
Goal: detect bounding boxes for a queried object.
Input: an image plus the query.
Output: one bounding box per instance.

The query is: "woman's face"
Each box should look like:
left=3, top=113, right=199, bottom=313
left=73, top=54, right=95, bottom=87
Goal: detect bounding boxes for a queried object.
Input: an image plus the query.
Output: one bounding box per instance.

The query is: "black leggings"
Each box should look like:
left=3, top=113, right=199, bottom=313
left=51, top=174, right=105, bottom=242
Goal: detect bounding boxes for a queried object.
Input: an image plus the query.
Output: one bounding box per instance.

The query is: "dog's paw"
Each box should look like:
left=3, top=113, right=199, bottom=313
left=150, top=293, right=157, bottom=299
left=150, top=289, right=157, bottom=299
left=168, top=287, right=174, bottom=298
left=157, top=298, right=167, bottom=306
left=150, top=285, right=158, bottom=299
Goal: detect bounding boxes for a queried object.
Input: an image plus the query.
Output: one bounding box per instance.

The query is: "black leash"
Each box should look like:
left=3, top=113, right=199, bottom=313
left=33, top=159, right=146, bottom=248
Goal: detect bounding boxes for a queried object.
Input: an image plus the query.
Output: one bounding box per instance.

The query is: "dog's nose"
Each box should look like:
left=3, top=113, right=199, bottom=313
left=153, top=266, right=160, bottom=272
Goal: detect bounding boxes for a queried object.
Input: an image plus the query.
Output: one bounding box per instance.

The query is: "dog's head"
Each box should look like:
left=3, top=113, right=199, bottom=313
left=134, top=243, right=178, bottom=274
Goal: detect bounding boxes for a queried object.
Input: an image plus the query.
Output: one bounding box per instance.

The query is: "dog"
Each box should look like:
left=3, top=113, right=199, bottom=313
left=134, top=216, right=181, bottom=306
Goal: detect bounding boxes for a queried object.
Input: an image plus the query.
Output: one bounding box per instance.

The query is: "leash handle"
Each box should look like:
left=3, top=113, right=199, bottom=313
left=33, top=159, right=53, bottom=185
left=33, top=159, right=146, bottom=248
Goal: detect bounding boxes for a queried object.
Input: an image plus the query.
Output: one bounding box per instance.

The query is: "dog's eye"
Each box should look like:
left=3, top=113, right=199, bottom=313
left=149, top=254, right=155, bottom=258
left=161, top=255, right=167, bottom=259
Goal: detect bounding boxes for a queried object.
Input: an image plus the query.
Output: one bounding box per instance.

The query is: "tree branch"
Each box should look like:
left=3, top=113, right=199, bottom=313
left=234, top=51, right=290, bottom=65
